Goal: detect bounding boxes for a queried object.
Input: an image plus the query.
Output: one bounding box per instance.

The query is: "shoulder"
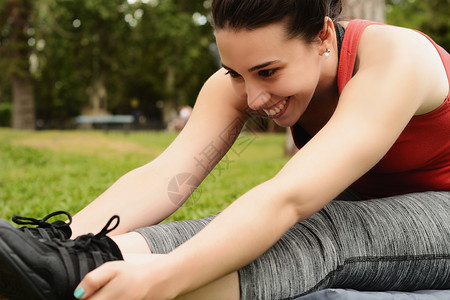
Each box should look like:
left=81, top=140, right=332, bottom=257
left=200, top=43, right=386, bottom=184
left=356, top=23, right=440, bottom=68
left=354, top=23, right=448, bottom=115
left=198, top=68, right=247, bottom=113
left=183, top=68, right=249, bottom=138
left=359, top=23, right=436, bottom=53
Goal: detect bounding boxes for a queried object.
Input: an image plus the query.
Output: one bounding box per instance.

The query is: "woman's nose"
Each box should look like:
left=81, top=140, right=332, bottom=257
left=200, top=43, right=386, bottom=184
left=245, top=83, right=270, bottom=110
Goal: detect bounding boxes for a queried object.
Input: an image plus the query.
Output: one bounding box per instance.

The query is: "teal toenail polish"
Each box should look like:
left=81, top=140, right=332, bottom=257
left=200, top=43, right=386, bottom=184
left=74, top=286, right=85, bottom=299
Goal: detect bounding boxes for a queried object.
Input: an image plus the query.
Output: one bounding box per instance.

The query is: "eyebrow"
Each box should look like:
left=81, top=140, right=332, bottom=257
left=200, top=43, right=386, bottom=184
left=221, top=60, right=281, bottom=73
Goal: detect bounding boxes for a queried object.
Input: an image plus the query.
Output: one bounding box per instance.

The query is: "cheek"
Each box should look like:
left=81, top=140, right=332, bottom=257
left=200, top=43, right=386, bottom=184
left=281, top=67, right=320, bottom=97
left=273, top=77, right=314, bottom=98
left=231, top=80, right=247, bottom=99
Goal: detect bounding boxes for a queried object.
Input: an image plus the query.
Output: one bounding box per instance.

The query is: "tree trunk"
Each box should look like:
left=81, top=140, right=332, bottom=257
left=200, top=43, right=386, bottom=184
left=343, top=0, right=386, bottom=22
left=8, top=0, right=35, bottom=130
left=285, top=127, right=298, bottom=156
left=12, top=75, right=35, bottom=129
left=84, top=76, right=109, bottom=116
left=162, top=66, right=177, bottom=130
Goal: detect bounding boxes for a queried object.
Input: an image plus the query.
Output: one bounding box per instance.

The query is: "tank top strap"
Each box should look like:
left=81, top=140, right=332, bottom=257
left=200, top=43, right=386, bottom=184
left=337, top=19, right=380, bottom=94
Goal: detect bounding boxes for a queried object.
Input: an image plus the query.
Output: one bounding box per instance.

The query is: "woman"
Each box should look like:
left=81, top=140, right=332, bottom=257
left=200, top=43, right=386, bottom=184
left=0, top=0, right=449, bottom=299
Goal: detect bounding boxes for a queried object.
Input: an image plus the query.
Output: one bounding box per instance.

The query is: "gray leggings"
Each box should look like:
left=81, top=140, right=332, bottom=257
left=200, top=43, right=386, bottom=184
left=135, top=191, right=450, bottom=300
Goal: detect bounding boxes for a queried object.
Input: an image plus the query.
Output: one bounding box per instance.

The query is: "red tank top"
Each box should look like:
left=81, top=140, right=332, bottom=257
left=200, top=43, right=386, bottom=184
left=293, top=19, right=450, bottom=198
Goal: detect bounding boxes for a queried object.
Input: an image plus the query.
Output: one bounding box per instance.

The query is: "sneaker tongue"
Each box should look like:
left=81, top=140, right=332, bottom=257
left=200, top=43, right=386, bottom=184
left=104, top=236, right=123, bottom=260
left=52, top=220, right=72, bottom=239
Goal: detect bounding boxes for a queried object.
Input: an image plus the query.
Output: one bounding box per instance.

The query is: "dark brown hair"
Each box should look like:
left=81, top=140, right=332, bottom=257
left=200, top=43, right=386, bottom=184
left=211, top=0, right=343, bottom=42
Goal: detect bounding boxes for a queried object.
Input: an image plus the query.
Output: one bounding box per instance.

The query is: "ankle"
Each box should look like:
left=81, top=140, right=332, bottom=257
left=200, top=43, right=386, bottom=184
left=111, top=232, right=152, bottom=256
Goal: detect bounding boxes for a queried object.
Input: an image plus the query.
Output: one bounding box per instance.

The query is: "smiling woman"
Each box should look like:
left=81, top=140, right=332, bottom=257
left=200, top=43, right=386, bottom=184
left=0, top=0, right=449, bottom=299
left=216, top=21, right=325, bottom=127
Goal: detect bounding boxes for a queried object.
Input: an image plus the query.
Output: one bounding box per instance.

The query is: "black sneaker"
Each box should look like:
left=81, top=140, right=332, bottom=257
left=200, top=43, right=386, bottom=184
left=0, top=215, right=123, bottom=300
left=12, top=210, right=72, bottom=241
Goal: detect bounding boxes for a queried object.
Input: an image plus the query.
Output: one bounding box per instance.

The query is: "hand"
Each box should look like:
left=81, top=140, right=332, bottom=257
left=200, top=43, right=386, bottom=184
left=74, top=254, right=179, bottom=300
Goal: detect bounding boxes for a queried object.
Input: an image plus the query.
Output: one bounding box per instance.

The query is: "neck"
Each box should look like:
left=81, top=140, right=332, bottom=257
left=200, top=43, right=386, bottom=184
left=298, top=22, right=346, bottom=135
left=297, top=93, right=338, bottom=136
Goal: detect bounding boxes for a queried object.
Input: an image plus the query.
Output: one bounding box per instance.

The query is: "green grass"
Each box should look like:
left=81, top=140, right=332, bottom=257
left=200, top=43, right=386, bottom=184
left=0, top=128, right=289, bottom=223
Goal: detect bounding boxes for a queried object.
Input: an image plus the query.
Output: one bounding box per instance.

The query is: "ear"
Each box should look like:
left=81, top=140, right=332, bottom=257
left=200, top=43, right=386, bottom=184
left=319, top=17, right=334, bottom=41
left=318, top=16, right=335, bottom=55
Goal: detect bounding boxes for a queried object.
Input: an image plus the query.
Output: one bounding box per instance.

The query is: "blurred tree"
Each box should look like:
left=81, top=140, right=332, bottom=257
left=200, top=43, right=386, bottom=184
left=33, top=0, right=134, bottom=126
left=119, top=0, right=217, bottom=126
left=386, top=0, right=450, bottom=51
left=0, top=0, right=217, bottom=128
left=0, top=0, right=35, bottom=129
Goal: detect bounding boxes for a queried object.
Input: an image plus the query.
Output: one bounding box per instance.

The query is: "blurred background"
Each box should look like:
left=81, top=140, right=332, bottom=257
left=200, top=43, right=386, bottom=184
left=0, top=0, right=448, bottom=131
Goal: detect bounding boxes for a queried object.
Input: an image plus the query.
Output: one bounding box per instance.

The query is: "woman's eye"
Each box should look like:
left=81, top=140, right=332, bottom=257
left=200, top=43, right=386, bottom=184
left=258, top=69, right=278, bottom=78
left=225, top=70, right=241, bottom=78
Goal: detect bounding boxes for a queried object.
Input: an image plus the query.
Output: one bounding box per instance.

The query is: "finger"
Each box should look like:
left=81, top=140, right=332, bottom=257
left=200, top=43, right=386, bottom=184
left=74, top=262, right=118, bottom=299
left=80, top=277, right=125, bottom=300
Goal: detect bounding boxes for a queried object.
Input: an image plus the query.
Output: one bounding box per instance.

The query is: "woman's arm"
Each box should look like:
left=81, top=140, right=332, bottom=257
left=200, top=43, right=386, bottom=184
left=74, top=24, right=449, bottom=300
left=71, top=69, right=249, bottom=237
left=164, top=25, right=449, bottom=296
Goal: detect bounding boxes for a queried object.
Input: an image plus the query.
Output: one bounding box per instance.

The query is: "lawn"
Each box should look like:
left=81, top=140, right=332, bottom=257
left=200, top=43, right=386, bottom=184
left=0, top=128, right=290, bottom=224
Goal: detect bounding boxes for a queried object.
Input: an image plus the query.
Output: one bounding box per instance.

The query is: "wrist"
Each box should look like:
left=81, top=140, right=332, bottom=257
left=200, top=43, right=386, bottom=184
left=130, top=253, right=183, bottom=300
left=162, top=252, right=194, bottom=298
left=152, top=253, right=188, bottom=298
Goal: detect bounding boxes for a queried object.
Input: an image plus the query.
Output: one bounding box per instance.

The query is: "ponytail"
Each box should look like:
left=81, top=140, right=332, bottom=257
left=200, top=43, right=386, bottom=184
left=328, top=0, right=343, bottom=21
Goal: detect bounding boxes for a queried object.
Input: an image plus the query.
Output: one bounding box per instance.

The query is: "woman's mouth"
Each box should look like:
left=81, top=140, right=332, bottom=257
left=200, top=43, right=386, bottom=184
left=262, top=97, right=290, bottom=118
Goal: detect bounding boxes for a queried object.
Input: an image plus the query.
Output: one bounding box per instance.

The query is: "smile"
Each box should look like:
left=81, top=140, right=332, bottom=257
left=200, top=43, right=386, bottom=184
left=262, top=97, right=290, bottom=118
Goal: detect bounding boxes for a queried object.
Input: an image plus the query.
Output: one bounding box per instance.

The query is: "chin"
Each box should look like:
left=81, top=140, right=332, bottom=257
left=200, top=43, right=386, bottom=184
left=273, top=117, right=297, bottom=128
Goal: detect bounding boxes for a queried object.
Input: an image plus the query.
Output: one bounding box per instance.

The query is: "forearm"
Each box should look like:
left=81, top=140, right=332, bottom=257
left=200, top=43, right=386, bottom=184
left=71, top=162, right=181, bottom=237
left=167, top=179, right=303, bottom=296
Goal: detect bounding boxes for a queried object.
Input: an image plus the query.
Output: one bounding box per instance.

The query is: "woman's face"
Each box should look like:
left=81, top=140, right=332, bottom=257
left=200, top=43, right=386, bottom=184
left=216, top=22, right=324, bottom=127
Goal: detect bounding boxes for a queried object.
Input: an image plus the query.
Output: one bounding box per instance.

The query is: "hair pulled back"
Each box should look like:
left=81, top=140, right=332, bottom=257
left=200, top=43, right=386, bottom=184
left=211, top=0, right=343, bottom=42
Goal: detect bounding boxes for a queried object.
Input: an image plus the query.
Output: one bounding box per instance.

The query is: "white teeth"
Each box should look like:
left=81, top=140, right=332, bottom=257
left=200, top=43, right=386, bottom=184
left=264, top=97, right=288, bottom=117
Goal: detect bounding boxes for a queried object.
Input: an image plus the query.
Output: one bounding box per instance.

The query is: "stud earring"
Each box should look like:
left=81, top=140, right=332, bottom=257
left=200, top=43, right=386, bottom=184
left=324, top=49, right=331, bottom=57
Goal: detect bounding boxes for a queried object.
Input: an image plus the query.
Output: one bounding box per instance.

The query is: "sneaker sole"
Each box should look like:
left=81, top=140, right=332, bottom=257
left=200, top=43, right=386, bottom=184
left=0, top=220, right=61, bottom=300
